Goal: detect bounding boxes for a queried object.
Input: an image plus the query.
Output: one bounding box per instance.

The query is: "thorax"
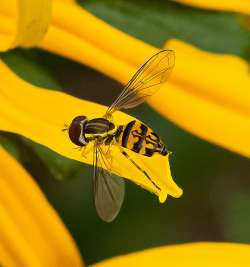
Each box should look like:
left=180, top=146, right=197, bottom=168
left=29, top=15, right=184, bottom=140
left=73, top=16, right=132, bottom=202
left=84, top=118, right=118, bottom=140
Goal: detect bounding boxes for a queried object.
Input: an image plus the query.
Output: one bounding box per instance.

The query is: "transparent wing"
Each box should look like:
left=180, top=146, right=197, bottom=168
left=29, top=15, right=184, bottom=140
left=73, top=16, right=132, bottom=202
left=106, top=50, right=175, bottom=117
left=93, top=141, right=125, bottom=222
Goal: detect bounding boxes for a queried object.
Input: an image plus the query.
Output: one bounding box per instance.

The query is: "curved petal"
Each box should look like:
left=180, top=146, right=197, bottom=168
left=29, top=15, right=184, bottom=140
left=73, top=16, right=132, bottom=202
left=0, top=60, right=182, bottom=202
left=151, top=39, right=250, bottom=157
left=93, top=242, right=250, bottom=267
left=0, top=0, right=51, bottom=51
left=174, top=0, right=250, bottom=14
left=0, top=146, right=83, bottom=266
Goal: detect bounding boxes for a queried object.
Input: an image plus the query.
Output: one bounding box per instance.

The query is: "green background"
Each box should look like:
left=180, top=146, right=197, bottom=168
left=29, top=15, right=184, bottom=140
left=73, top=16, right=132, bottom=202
left=1, top=0, right=250, bottom=264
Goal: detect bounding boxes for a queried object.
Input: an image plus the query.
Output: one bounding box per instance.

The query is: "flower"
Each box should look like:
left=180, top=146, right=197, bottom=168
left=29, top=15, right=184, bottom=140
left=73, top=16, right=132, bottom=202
left=0, top=146, right=83, bottom=266
left=0, top=59, right=182, bottom=202
left=173, top=0, right=250, bottom=14
left=0, top=1, right=249, bottom=265
left=1, top=1, right=250, bottom=158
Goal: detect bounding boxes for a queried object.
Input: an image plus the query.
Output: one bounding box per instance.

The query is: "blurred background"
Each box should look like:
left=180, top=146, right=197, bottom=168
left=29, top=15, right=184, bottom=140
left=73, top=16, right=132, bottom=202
left=1, top=0, right=250, bottom=265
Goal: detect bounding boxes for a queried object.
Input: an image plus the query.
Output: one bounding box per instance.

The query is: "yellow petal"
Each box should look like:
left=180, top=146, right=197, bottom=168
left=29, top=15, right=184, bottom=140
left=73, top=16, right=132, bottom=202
left=93, top=242, right=250, bottom=267
left=0, top=60, right=182, bottom=202
left=0, top=146, right=83, bottom=266
left=50, top=0, right=155, bottom=69
left=0, top=0, right=51, bottom=51
left=174, top=0, right=250, bottom=14
left=153, top=39, right=250, bottom=157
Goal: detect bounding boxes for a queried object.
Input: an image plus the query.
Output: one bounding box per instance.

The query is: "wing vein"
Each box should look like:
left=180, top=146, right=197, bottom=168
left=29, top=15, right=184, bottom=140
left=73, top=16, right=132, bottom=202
left=105, top=50, right=175, bottom=117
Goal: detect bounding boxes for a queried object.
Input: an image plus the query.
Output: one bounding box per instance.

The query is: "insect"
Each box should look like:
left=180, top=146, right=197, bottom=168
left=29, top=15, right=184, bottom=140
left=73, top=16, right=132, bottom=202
left=66, top=50, right=175, bottom=222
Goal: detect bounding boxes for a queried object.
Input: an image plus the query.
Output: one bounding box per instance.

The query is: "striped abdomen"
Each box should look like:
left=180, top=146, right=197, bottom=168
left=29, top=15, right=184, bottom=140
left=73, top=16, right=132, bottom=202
left=116, top=120, right=168, bottom=157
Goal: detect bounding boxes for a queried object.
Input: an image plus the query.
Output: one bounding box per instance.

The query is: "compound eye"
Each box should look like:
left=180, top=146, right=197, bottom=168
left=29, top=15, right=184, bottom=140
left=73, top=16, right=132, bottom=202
left=72, top=116, right=87, bottom=124
left=68, top=116, right=88, bottom=146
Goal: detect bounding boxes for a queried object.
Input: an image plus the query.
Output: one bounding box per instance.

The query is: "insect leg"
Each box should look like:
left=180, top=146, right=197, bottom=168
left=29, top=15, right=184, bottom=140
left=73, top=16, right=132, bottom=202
left=120, top=149, right=161, bottom=191
left=105, top=138, right=115, bottom=159
left=81, top=144, right=92, bottom=158
left=99, top=145, right=113, bottom=172
left=62, top=123, right=69, bottom=132
left=73, top=146, right=82, bottom=151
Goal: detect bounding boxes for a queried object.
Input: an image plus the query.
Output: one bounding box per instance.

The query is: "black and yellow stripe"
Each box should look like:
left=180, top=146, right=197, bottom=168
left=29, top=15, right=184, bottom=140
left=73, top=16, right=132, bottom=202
left=116, top=120, right=167, bottom=157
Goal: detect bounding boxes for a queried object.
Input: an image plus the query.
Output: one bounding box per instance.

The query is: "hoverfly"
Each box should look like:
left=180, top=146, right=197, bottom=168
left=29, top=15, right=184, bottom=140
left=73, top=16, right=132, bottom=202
left=66, top=50, right=175, bottom=222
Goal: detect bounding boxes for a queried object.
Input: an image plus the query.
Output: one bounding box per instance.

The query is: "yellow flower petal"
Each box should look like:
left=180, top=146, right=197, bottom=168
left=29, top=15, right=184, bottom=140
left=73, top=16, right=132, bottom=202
left=93, top=242, right=250, bottom=267
left=0, top=146, right=83, bottom=266
left=50, top=0, right=155, bottom=69
left=36, top=2, right=249, bottom=158
left=153, top=39, right=250, bottom=157
left=0, top=60, right=182, bottom=202
left=0, top=0, right=51, bottom=51
left=174, top=0, right=250, bottom=14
